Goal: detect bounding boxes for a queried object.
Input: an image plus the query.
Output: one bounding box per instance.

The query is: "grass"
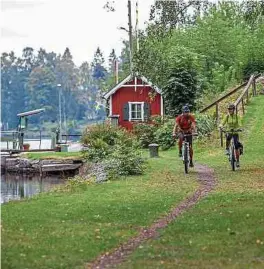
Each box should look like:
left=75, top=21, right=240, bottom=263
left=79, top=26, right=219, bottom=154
left=120, top=95, right=264, bottom=269
left=2, top=96, right=264, bottom=269
left=1, top=150, right=198, bottom=269
left=24, top=151, right=82, bottom=160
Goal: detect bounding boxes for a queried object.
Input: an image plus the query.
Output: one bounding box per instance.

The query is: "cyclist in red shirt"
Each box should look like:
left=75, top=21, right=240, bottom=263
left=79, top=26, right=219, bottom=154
left=173, top=105, right=196, bottom=167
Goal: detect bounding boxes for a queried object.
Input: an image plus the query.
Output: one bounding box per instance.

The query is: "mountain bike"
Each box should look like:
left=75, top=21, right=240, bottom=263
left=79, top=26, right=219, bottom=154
left=221, top=129, right=243, bottom=171
left=181, top=133, right=198, bottom=174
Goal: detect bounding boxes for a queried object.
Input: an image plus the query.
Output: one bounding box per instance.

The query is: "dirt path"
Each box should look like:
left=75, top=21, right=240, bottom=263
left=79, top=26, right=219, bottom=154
left=87, top=164, right=216, bottom=269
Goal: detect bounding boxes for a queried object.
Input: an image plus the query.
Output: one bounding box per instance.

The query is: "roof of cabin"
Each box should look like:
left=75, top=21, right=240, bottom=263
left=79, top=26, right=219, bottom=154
left=103, top=73, right=162, bottom=99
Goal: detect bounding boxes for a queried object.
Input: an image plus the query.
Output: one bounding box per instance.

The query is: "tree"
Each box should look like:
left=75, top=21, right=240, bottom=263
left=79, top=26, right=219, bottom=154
left=55, top=47, right=79, bottom=126
left=163, top=67, right=199, bottom=116
left=26, top=66, right=57, bottom=122
left=91, top=47, right=107, bottom=80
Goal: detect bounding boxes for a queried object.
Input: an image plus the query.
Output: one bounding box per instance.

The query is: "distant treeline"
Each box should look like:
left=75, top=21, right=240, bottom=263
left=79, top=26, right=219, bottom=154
left=1, top=44, right=130, bottom=130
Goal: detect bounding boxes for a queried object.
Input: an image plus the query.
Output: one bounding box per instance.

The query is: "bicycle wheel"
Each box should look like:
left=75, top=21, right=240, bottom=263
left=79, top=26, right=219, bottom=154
left=184, top=143, right=189, bottom=174
left=230, top=145, right=236, bottom=171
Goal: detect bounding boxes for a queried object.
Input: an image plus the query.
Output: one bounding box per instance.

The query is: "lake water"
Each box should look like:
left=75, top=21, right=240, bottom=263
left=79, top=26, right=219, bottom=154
left=1, top=173, right=66, bottom=204
left=1, top=139, right=82, bottom=152
left=1, top=139, right=52, bottom=150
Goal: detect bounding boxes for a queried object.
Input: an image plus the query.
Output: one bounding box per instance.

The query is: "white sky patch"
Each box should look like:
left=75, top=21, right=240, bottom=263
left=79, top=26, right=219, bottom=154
left=0, top=0, right=154, bottom=66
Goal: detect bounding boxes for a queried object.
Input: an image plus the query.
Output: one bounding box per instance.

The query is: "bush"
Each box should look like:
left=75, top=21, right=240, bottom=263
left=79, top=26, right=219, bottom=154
left=195, top=113, right=216, bottom=137
left=82, top=138, right=111, bottom=161
left=133, top=123, right=157, bottom=148
left=154, top=119, right=175, bottom=150
left=81, top=122, right=145, bottom=181
left=104, top=145, right=146, bottom=178
left=81, top=123, right=120, bottom=146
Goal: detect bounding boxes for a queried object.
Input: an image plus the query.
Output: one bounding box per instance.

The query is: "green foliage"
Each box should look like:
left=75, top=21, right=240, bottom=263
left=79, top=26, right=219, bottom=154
left=81, top=123, right=145, bottom=179
left=195, top=113, right=216, bottom=137
left=81, top=123, right=119, bottom=146
left=163, top=67, right=199, bottom=116
left=103, top=145, right=146, bottom=178
left=242, top=60, right=264, bottom=80
left=133, top=123, right=157, bottom=148
left=154, top=119, right=175, bottom=150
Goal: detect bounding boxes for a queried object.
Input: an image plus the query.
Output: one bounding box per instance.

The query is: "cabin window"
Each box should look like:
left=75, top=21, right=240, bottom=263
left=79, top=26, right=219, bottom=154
left=129, top=102, right=144, bottom=121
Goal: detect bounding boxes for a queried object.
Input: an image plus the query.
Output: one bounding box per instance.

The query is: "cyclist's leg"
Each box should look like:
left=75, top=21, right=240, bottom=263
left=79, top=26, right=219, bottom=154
left=187, top=135, right=194, bottom=166
left=233, top=134, right=240, bottom=161
left=178, top=133, right=184, bottom=157
left=226, top=134, right=232, bottom=154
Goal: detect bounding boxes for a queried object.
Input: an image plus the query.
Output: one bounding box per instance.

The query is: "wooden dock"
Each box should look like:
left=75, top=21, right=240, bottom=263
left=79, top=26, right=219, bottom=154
left=1, top=155, right=83, bottom=174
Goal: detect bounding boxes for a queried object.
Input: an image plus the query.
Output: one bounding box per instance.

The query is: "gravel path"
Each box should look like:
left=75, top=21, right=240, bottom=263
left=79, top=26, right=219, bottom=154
left=87, top=164, right=216, bottom=269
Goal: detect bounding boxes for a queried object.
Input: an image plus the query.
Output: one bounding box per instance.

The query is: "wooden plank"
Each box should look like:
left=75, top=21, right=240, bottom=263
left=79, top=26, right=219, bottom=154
left=200, top=82, right=247, bottom=113
left=234, top=75, right=254, bottom=108
left=200, top=73, right=262, bottom=114
left=216, top=103, right=219, bottom=125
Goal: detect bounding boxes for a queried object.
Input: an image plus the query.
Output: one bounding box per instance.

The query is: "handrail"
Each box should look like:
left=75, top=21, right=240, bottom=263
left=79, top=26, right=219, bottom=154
left=234, top=73, right=261, bottom=110
left=199, top=82, right=247, bottom=113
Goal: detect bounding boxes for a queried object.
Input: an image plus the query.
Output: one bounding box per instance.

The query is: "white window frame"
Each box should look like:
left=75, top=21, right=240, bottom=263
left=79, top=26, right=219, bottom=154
left=128, top=102, right=144, bottom=121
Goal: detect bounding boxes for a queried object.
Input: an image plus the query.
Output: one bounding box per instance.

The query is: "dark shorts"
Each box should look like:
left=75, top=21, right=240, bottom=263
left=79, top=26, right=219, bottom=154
left=179, top=132, right=193, bottom=146
left=226, top=133, right=240, bottom=149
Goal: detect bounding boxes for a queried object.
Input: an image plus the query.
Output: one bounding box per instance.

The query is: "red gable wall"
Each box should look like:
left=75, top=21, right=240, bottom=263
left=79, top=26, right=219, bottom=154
left=111, top=78, right=161, bottom=130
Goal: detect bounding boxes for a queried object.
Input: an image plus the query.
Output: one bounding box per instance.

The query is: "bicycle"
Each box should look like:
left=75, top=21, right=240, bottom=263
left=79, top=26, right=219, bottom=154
left=172, top=133, right=198, bottom=174
left=221, top=128, right=243, bottom=171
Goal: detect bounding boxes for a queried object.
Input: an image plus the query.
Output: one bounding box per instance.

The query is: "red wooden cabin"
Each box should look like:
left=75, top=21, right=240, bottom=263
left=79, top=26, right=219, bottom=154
left=103, top=73, right=164, bottom=130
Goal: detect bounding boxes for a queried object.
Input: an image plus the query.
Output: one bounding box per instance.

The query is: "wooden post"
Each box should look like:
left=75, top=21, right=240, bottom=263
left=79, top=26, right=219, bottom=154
left=241, top=98, right=245, bottom=114
left=128, top=0, right=133, bottom=74
left=246, top=88, right=249, bottom=103
left=252, top=77, right=256, bottom=96
left=216, top=102, right=219, bottom=126
left=220, top=130, right=223, bottom=147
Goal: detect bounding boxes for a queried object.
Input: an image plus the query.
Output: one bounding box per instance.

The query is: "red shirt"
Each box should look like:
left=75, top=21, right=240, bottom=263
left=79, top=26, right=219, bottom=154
left=176, top=114, right=196, bottom=131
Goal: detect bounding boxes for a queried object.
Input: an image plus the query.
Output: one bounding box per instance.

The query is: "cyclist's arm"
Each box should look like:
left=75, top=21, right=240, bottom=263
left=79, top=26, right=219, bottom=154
left=173, top=122, right=177, bottom=136
left=237, top=115, right=242, bottom=128
left=219, top=115, right=227, bottom=129
left=190, top=115, right=197, bottom=133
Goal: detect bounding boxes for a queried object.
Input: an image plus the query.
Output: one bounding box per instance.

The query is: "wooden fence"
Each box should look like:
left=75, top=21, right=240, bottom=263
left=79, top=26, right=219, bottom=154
left=200, top=73, right=262, bottom=124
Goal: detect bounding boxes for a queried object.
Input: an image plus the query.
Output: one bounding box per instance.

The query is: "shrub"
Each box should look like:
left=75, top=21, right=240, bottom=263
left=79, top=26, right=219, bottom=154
left=81, top=123, right=120, bottom=146
left=154, top=119, right=175, bottom=150
left=82, top=138, right=111, bottom=161
left=133, top=123, right=157, bottom=148
left=104, top=145, right=146, bottom=178
left=195, top=113, right=216, bottom=137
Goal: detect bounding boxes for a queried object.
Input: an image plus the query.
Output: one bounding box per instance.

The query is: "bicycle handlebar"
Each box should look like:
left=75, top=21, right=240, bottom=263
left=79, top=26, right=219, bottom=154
left=221, top=128, right=243, bottom=133
left=183, top=133, right=198, bottom=137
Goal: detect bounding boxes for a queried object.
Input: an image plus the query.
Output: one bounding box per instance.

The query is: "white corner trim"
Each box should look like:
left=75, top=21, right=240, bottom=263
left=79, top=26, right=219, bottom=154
left=161, top=95, right=164, bottom=116
left=104, top=74, right=132, bottom=99
left=109, top=95, right=112, bottom=116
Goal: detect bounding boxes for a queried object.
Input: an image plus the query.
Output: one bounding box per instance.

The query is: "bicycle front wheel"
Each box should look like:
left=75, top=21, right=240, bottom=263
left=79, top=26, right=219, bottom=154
left=184, top=144, right=189, bottom=174
left=230, top=145, right=236, bottom=171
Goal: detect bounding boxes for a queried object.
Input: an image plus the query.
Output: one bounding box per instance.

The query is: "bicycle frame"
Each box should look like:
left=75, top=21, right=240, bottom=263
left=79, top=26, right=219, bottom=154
left=222, top=129, right=243, bottom=171
left=181, top=133, right=198, bottom=174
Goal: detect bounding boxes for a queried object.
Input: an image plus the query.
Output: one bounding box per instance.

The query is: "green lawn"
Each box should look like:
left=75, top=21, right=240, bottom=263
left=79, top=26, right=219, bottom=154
left=2, top=96, right=264, bottom=269
left=1, top=150, right=198, bottom=269
left=120, top=96, right=264, bottom=269
left=24, top=151, right=82, bottom=160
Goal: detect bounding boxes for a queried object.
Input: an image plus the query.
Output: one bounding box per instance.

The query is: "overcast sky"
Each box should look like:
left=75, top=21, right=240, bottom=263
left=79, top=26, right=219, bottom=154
left=0, top=0, right=154, bottom=66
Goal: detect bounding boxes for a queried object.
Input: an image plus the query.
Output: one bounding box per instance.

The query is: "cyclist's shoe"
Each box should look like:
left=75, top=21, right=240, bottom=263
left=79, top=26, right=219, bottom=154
left=190, top=160, right=194, bottom=167
left=236, top=161, right=240, bottom=168
left=179, top=150, right=182, bottom=158
left=225, top=149, right=230, bottom=155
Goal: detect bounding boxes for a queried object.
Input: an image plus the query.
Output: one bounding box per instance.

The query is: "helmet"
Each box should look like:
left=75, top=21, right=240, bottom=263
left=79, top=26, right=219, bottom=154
left=182, top=105, right=190, bottom=113
left=228, top=104, right=235, bottom=110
